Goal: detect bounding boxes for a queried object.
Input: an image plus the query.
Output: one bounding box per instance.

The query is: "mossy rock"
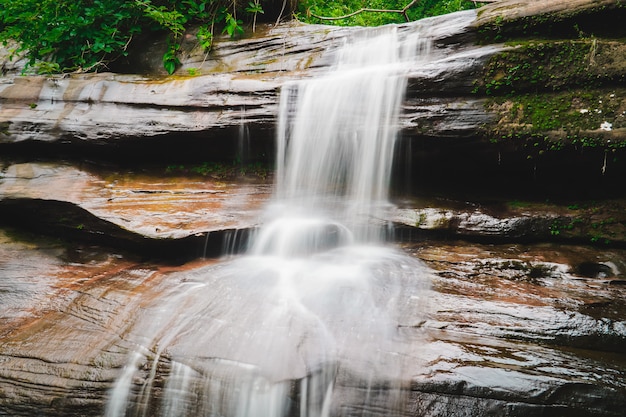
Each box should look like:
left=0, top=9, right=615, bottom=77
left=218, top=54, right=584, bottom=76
left=474, top=0, right=626, bottom=42
left=544, top=201, right=626, bottom=246
left=474, top=40, right=626, bottom=96
left=473, top=36, right=626, bottom=155
left=483, top=87, right=626, bottom=144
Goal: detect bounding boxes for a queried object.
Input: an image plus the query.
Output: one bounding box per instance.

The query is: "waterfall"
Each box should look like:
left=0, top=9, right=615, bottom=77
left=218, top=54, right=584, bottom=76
left=262, top=27, right=431, bottom=246
left=105, top=18, right=441, bottom=417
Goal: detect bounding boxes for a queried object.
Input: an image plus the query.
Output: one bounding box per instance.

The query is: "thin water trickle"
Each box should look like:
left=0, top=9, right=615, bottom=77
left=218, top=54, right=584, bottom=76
left=105, top=17, right=449, bottom=417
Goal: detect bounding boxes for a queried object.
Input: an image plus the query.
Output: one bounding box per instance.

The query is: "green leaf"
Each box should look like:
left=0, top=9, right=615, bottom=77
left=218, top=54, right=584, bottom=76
left=164, top=59, right=177, bottom=75
left=222, top=13, right=244, bottom=37
left=245, top=1, right=264, bottom=14
left=162, top=43, right=181, bottom=75
left=197, top=25, right=213, bottom=51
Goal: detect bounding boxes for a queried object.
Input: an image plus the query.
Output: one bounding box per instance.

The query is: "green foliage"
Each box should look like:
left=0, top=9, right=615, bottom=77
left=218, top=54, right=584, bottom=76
left=221, top=12, right=245, bottom=37
left=34, top=61, right=62, bottom=75
left=246, top=1, right=264, bottom=15
left=298, top=0, right=484, bottom=26
left=245, top=0, right=264, bottom=32
left=196, top=25, right=213, bottom=50
left=137, top=1, right=187, bottom=37
left=0, top=0, right=141, bottom=72
left=162, top=42, right=181, bottom=75
left=0, top=0, right=265, bottom=74
left=1, top=0, right=478, bottom=73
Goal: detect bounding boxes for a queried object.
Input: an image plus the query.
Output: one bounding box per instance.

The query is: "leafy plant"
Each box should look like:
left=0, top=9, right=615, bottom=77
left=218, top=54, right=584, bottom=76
left=0, top=0, right=141, bottom=72
left=0, top=0, right=266, bottom=74
left=221, top=12, right=245, bottom=37
left=298, top=0, right=484, bottom=26
left=197, top=25, right=214, bottom=51
left=34, top=61, right=62, bottom=75
left=163, top=42, right=181, bottom=75
left=245, top=0, right=264, bottom=32
left=137, top=1, right=187, bottom=37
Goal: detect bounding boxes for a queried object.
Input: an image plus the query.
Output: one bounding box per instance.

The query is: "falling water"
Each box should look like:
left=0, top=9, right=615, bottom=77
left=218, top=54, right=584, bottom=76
left=106, top=19, right=441, bottom=417
left=268, top=27, right=430, bottom=244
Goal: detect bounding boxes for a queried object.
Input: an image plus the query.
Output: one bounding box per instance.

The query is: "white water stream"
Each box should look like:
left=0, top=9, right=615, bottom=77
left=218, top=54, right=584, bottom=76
left=104, top=15, right=461, bottom=417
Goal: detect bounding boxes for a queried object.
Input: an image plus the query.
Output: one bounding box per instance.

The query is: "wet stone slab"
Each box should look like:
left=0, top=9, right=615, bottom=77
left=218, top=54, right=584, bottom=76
left=0, top=229, right=624, bottom=416
left=410, top=242, right=626, bottom=349
left=0, top=229, right=220, bottom=415
left=3, top=162, right=626, bottom=255
left=0, top=162, right=272, bottom=239
left=391, top=197, right=626, bottom=247
left=403, top=241, right=626, bottom=416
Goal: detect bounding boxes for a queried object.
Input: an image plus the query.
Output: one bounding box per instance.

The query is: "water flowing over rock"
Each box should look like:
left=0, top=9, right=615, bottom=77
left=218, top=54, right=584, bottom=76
left=1, top=1, right=626, bottom=417
left=1, top=231, right=625, bottom=417
left=103, top=21, right=437, bottom=417
left=0, top=10, right=499, bottom=161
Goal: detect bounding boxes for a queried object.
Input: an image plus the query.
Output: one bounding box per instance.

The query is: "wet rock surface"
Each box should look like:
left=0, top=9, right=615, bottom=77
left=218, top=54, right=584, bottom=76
left=0, top=162, right=272, bottom=259
left=2, top=162, right=626, bottom=256
left=406, top=242, right=626, bottom=416
left=391, top=198, right=626, bottom=247
left=0, top=162, right=271, bottom=238
left=474, top=0, right=626, bottom=39
left=0, top=1, right=625, bottom=415
left=0, top=11, right=499, bottom=162
left=0, top=230, right=624, bottom=416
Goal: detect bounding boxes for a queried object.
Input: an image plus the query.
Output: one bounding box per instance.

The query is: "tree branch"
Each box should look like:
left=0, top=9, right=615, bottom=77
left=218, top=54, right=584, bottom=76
left=308, top=0, right=421, bottom=23
left=307, top=0, right=497, bottom=22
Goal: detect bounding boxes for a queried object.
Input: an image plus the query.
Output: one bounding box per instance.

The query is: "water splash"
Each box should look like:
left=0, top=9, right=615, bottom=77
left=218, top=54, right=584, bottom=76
left=106, top=19, right=442, bottom=417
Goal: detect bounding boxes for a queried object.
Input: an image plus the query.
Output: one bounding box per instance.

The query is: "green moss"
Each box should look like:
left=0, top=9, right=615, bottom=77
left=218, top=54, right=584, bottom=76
left=546, top=210, right=625, bottom=246
left=165, top=161, right=272, bottom=179
left=500, top=199, right=626, bottom=246
left=519, top=91, right=623, bottom=132
left=485, top=88, right=625, bottom=144
left=476, top=35, right=626, bottom=153
left=475, top=40, right=600, bottom=96
left=0, top=121, right=11, bottom=136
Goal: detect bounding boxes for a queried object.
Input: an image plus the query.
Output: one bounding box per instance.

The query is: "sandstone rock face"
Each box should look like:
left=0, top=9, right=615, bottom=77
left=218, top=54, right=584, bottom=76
left=0, top=73, right=279, bottom=146
left=0, top=162, right=270, bottom=239
left=473, top=0, right=620, bottom=27
left=1, top=1, right=626, bottom=416
left=0, top=11, right=499, bottom=156
left=1, top=229, right=625, bottom=417
left=2, top=162, right=625, bottom=253
left=0, top=162, right=272, bottom=260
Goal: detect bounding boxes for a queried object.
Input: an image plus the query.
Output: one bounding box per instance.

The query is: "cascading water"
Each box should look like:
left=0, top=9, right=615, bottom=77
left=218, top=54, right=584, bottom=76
left=106, top=20, right=439, bottom=417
